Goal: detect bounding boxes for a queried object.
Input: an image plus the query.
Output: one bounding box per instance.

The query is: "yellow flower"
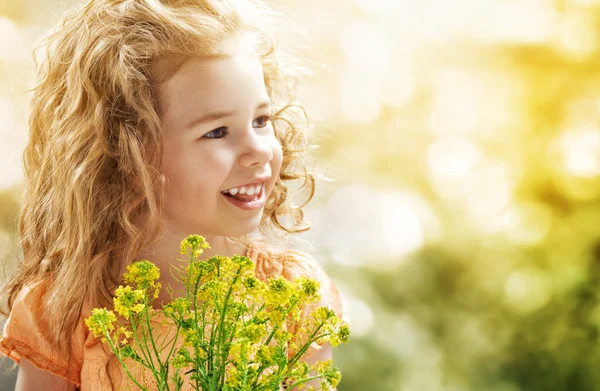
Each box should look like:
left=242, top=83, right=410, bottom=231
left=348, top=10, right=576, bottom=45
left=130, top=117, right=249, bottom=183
left=183, top=329, right=203, bottom=349
left=268, top=276, right=291, bottom=294
left=163, top=297, right=191, bottom=318
left=228, top=341, right=242, bottom=363
left=85, top=307, right=117, bottom=338
left=274, top=328, right=293, bottom=345
left=117, top=326, right=133, bottom=340
left=266, top=305, right=287, bottom=327
left=238, top=322, right=267, bottom=344
left=152, top=282, right=162, bottom=299
left=124, top=260, right=160, bottom=290
left=288, top=361, right=310, bottom=380
left=172, top=348, right=189, bottom=368
left=256, top=345, right=274, bottom=365
left=330, top=322, right=351, bottom=346
left=288, top=306, right=302, bottom=323
left=228, top=338, right=251, bottom=364
left=243, top=277, right=267, bottom=302
left=243, top=276, right=259, bottom=290
left=294, top=277, right=321, bottom=304
left=225, top=364, right=241, bottom=387
left=311, top=359, right=342, bottom=389
left=87, top=234, right=351, bottom=391
left=311, top=306, right=336, bottom=324
left=113, top=285, right=146, bottom=318
left=231, top=255, right=254, bottom=273
left=180, top=234, right=210, bottom=257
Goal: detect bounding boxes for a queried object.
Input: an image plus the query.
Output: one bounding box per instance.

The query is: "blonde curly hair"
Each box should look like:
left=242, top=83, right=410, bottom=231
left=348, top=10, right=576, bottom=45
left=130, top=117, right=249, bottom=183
left=0, top=0, right=319, bottom=387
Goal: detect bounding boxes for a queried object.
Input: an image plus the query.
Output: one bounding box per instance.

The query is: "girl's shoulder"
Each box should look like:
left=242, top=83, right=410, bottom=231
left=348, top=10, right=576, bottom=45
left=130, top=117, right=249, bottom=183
left=0, top=276, right=86, bottom=386
left=246, top=240, right=346, bottom=360
left=246, top=240, right=322, bottom=281
left=246, top=240, right=343, bottom=319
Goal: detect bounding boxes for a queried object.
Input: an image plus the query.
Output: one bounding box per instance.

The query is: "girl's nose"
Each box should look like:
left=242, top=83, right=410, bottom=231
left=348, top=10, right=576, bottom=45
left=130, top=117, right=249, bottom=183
left=238, top=126, right=274, bottom=168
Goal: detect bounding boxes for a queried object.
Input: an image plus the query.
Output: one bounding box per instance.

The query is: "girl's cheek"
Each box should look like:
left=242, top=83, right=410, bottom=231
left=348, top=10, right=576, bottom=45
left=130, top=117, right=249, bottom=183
left=270, top=151, right=283, bottom=173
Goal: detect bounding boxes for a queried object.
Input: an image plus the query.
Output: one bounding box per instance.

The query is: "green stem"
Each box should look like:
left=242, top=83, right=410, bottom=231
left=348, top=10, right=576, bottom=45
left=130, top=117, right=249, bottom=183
left=162, top=324, right=181, bottom=361
left=248, top=322, right=284, bottom=390
left=207, top=290, right=221, bottom=388
left=190, top=253, right=202, bottom=391
left=240, top=344, right=249, bottom=391
left=240, top=299, right=268, bottom=388
left=218, top=299, right=247, bottom=389
left=138, top=288, right=172, bottom=391
left=263, top=297, right=299, bottom=348
left=255, top=322, right=331, bottom=391
left=249, top=299, right=300, bottom=391
left=143, top=297, right=166, bottom=371
left=164, top=309, right=184, bottom=378
left=173, top=367, right=181, bottom=391
left=102, top=324, right=149, bottom=391
left=216, top=265, right=243, bottom=389
left=198, top=300, right=210, bottom=390
left=130, top=313, right=158, bottom=373
left=284, top=373, right=327, bottom=391
left=287, top=323, right=327, bottom=370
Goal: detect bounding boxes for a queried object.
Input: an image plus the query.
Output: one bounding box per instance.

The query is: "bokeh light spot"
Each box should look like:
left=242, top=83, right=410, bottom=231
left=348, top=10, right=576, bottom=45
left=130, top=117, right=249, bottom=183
left=504, top=267, right=553, bottom=314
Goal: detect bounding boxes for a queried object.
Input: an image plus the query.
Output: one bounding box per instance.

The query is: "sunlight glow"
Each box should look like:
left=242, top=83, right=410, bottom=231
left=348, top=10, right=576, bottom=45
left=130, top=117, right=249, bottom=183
left=504, top=267, right=553, bottom=314
left=469, top=1, right=556, bottom=44
left=464, top=161, right=514, bottom=233
left=0, top=96, right=25, bottom=191
left=355, top=0, right=555, bottom=45
left=427, top=69, right=481, bottom=135
left=558, top=125, right=600, bottom=178
left=501, top=202, right=554, bottom=246
left=339, top=22, right=389, bottom=123
left=553, top=11, right=598, bottom=59
left=326, top=185, right=428, bottom=268
left=0, top=16, right=27, bottom=63
left=426, top=138, right=482, bottom=182
left=338, top=287, right=372, bottom=338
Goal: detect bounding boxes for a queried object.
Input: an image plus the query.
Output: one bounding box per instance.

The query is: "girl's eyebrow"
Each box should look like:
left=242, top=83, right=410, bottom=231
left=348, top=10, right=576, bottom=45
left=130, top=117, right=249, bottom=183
left=185, top=101, right=271, bottom=130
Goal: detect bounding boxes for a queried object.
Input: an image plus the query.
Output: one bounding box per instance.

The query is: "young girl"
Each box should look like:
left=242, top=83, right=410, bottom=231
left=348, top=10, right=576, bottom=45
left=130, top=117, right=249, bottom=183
left=0, top=0, right=344, bottom=390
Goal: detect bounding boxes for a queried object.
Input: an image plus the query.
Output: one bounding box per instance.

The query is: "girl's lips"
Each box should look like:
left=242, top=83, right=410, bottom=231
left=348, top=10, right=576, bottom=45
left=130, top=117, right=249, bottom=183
left=222, top=185, right=266, bottom=210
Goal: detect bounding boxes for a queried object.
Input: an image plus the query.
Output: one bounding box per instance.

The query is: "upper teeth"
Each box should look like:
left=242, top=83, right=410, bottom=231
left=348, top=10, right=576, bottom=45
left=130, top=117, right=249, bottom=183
left=223, top=183, right=263, bottom=196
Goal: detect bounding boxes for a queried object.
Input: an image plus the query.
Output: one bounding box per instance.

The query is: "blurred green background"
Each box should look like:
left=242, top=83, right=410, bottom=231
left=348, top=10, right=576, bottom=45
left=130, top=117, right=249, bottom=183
left=2, top=0, right=600, bottom=390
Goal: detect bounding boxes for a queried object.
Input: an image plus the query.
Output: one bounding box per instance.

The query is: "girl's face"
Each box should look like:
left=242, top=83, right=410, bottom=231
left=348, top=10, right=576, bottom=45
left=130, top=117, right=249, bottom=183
left=153, top=43, right=283, bottom=238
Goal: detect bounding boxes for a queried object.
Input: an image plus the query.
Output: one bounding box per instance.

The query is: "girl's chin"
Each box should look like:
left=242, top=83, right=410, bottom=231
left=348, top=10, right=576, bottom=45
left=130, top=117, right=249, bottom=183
left=198, top=217, right=263, bottom=238
left=227, top=218, right=263, bottom=236
left=168, top=208, right=264, bottom=237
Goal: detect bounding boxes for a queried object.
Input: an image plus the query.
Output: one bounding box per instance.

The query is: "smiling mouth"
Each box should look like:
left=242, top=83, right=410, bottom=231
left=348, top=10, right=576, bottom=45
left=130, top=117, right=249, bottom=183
left=222, top=191, right=260, bottom=202
left=221, top=185, right=266, bottom=210
left=221, top=183, right=265, bottom=201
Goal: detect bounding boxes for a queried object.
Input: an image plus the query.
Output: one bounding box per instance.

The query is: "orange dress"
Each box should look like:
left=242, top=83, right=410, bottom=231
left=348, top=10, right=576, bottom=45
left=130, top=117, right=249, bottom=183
left=0, top=242, right=344, bottom=390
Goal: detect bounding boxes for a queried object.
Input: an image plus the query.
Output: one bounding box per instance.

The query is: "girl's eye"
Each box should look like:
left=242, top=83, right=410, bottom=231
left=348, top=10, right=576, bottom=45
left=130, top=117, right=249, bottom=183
left=203, top=127, right=228, bottom=139
left=201, top=116, right=271, bottom=140
left=253, top=115, right=272, bottom=128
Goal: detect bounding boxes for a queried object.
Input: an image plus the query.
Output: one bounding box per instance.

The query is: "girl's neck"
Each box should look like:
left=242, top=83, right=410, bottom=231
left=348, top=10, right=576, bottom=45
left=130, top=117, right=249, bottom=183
left=137, top=230, right=249, bottom=267
left=135, top=230, right=249, bottom=307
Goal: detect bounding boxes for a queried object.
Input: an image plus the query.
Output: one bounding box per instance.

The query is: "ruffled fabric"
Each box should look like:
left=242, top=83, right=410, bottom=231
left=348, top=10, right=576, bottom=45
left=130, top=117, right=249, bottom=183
left=0, top=278, right=86, bottom=387
left=246, top=243, right=344, bottom=360
left=0, top=241, right=343, bottom=390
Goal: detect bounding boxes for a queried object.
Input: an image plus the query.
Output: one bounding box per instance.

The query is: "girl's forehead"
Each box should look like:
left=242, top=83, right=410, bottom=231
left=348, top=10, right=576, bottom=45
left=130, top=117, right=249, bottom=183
left=152, top=49, right=267, bottom=123
left=151, top=35, right=263, bottom=115
left=151, top=34, right=259, bottom=85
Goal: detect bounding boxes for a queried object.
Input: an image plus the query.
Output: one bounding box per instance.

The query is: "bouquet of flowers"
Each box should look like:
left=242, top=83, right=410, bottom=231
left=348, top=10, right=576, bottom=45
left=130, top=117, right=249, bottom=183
left=85, top=235, right=350, bottom=391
